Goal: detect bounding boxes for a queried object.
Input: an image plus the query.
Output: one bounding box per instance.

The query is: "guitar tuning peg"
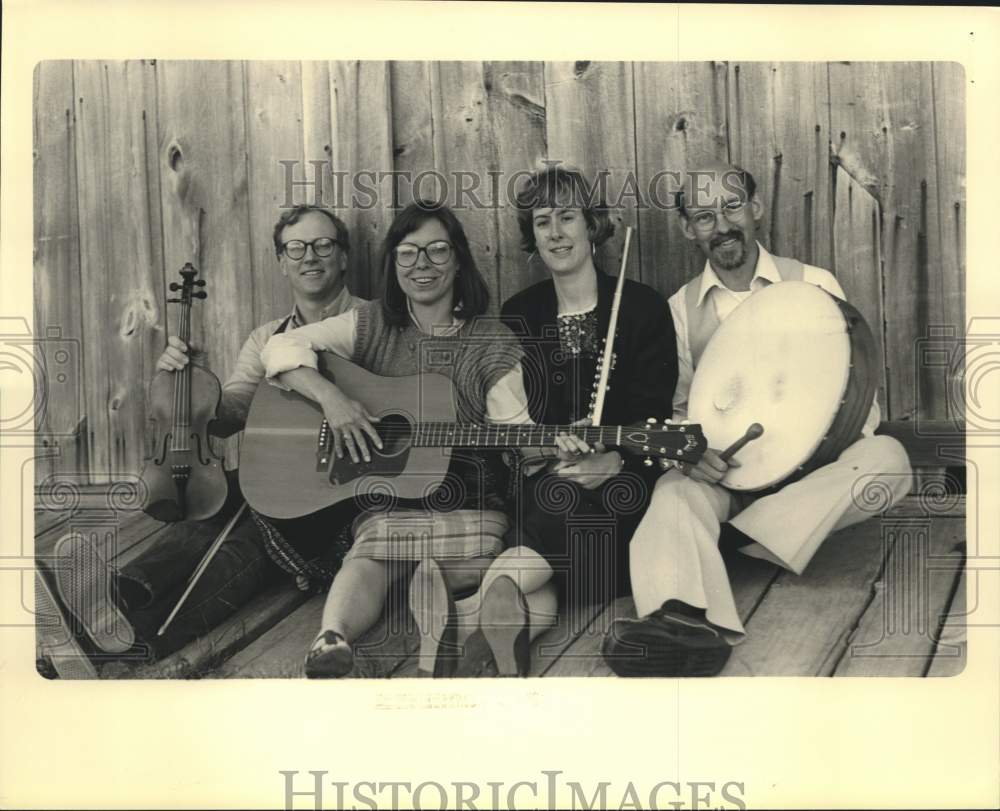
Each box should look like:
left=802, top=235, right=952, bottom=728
left=646, top=417, right=656, bottom=424
left=169, top=282, right=181, bottom=291
left=195, top=279, right=206, bottom=287
left=643, top=457, right=654, bottom=467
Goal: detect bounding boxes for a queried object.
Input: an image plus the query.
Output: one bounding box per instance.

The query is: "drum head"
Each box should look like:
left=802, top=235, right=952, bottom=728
left=688, top=281, right=851, bottom=491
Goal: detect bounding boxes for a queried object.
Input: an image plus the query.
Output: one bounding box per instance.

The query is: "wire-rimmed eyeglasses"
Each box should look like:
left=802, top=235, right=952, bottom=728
left=687, top=200, right=749, bottom=231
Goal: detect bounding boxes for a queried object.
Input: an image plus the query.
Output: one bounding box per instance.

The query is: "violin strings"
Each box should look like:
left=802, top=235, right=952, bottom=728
left=171, top=289, right=192, bottom=454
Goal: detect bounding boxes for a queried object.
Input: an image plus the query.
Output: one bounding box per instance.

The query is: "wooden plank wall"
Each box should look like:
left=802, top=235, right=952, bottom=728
left=33, top=61, right=966, bottom=482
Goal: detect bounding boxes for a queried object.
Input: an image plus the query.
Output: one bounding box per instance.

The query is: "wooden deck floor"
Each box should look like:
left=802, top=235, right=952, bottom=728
left=35, top=488, right=967, bottom=680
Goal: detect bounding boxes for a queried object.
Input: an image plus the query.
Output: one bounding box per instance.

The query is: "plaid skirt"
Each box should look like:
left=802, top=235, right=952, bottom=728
left=344, top=509, right=508, bottom=563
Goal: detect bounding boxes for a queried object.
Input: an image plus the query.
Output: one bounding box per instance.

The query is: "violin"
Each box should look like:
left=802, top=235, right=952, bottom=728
left=141, top=263, right=228, bottom=522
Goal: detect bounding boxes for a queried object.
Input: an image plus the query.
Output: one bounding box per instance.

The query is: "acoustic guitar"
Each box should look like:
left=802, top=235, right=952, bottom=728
left=240, top=353, right=706, bottom=519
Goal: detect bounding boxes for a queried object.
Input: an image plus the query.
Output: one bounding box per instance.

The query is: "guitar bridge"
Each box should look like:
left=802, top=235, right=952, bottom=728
left=317, top=420, right=333, bottom=472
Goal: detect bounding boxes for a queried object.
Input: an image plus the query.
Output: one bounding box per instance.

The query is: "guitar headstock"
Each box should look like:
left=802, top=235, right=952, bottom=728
left=617, top=420, right=707, bottom=466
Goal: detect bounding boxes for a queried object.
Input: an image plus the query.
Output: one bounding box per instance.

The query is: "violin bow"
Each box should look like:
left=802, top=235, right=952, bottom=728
left=156, top=500, right=248, bottom=637
left=590, top=225, right=632, bottom=426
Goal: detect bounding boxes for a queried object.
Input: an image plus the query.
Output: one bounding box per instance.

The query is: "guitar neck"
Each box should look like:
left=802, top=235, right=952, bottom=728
left=411, top=423, right=622, bottom=449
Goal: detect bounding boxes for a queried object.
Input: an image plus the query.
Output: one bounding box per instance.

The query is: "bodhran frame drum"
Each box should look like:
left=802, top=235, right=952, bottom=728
left=688, top=281, right=878, bottom=492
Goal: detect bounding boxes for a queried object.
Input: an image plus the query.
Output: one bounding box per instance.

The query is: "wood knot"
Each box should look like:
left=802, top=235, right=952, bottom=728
left=121, top=308, right=138, bottom=338
left=167, top=141, right=184, bottom=172
left=573, top=61, right=590, bottom=78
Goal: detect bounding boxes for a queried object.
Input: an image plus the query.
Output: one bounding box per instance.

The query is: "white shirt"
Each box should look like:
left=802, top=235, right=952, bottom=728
left=219, top=286, right=364, bottom=424
left=668, top=242, right=880, bottom=434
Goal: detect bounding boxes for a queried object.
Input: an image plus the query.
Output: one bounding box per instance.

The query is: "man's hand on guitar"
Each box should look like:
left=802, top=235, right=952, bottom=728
left=319, top=386, right=382, bottom=464
left=155, top=336, right=191, bottom=372
left=673, top=448, right=740, bottom=484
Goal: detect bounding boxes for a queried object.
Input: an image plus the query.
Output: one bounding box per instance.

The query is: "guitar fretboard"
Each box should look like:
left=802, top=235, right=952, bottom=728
left=411, top=423, right=622, bottom=448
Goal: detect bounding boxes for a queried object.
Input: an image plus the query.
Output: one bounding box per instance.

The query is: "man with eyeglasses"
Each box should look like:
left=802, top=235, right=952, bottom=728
left=156, top=205, right=367, bottom=434
left=600, top=159, right=912, bottom=677
left=57, top=205, right=366, bottom=662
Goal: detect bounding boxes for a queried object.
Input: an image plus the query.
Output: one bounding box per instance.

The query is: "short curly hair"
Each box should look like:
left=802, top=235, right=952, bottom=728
left=513, top=165, right=615, bottom=254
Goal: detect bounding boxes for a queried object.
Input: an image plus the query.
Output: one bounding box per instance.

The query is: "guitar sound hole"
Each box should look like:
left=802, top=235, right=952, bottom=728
left=375, top=413, right=413, bottom=457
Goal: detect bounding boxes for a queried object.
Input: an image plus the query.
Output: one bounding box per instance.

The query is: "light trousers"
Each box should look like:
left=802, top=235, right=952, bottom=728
left=629, top=435, right=913, bottom=640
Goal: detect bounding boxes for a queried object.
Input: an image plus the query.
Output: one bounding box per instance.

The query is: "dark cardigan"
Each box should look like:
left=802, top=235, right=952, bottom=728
left=501, top=270, right=679, bottom=474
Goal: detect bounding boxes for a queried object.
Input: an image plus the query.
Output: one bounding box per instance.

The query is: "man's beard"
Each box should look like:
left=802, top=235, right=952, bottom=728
left=709, top=231, right=747, bottom=270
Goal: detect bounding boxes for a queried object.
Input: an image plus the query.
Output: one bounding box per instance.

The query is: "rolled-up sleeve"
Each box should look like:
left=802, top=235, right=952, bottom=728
left=485, top=363, right=534, bottom=425
left=261, top=309, right=357, bottom=390
left=215, top=326, right=272, bottom=433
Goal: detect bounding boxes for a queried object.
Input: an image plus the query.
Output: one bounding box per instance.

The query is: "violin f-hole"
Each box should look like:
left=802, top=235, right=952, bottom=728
left=190, top=431, right=214, bottom=467
left=152, top=432, right=174, bottom=466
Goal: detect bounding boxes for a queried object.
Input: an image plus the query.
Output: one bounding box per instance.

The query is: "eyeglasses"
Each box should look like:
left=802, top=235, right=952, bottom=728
left=393, top=240, right=453, bottom=268
left=281, top=238, right=338, bottom=260
left=687, top=200, right=749, bottom=231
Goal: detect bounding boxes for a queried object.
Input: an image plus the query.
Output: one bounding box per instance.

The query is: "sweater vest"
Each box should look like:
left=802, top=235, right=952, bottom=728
left=351, top=300, right=522, bottom=424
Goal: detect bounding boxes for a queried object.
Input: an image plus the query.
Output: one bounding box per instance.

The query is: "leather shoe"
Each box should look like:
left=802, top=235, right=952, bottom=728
left=54, top=532, right=135, bottom=654
left=601, top=602, right=732, bottom=677
left=304, top=629, right=354, bottom=678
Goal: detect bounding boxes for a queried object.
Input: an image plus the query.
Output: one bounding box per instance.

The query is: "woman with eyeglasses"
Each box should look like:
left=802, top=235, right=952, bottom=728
left=261, top=200, right=535, bottom=677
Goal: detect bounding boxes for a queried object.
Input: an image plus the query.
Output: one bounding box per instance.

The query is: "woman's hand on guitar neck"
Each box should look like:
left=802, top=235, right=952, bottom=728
left=553, top=423, right=624, bottom=490
left=155, top=336, right=192, bottom=372
left=318, top=385, right=382, bottom=464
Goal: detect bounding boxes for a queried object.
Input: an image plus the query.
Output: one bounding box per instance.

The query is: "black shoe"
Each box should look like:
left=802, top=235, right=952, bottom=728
left=54, top=533, right=136, bottom=654
left=480, top=575, right=530, bottom=677
left=601, top=602, right=732, bottom=677
left=304, top=630, right=354, bottom=678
